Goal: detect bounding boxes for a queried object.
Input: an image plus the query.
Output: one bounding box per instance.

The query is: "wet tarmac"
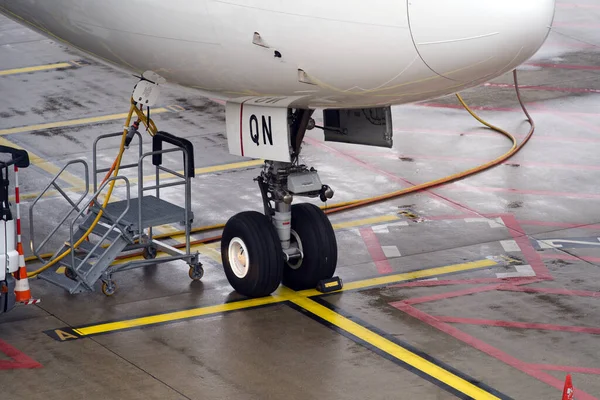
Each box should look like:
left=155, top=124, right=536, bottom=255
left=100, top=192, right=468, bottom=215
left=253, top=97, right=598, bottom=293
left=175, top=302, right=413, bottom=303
left=1, top=2, right=600, bottom=399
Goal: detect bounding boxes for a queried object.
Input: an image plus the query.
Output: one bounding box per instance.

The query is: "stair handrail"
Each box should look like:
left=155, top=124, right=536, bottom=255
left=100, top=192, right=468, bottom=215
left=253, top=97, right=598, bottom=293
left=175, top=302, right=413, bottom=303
left=68, top=175, right=131, bottom=279
left=29, top=160, right=89, bottom=263
left=139, top=131, right=194, bottom=255
left=93, top=131, right=142, bottom=193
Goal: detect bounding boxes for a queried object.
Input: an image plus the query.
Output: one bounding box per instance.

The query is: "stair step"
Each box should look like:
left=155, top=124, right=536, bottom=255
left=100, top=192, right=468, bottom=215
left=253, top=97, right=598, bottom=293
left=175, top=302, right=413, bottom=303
left=58, top=256, right=95, bottom=275
left=37, top=270, right=89, bottom=294
left=78, top=219, right=123, bottom=241
left=74, top=257, right=95, bottom=276
left=76, top=240, right=105, bottom=258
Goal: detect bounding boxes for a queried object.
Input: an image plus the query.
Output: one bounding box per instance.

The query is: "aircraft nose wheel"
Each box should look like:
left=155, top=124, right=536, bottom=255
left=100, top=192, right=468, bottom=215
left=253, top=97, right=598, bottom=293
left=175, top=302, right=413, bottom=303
left=282, top=203, right=337, bottom=290
left=221, top=211, right=283, bottom=298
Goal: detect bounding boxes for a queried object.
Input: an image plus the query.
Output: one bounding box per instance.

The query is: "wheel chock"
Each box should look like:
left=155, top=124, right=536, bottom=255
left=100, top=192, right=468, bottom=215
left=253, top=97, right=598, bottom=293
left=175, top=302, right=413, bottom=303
left=316, top=276, right=343, bottom=293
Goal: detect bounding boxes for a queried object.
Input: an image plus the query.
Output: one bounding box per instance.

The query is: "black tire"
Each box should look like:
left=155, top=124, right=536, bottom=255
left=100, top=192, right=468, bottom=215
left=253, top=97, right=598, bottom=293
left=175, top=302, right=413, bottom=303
left=283, top=203, right=337, bottom=290
left=221, top=211, right=283, bottom=297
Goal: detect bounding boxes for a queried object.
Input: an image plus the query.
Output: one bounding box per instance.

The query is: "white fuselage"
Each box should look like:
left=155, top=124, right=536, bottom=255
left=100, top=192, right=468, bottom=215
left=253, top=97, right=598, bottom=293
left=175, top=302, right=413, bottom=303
left=0, top=0, right=555, bottom=109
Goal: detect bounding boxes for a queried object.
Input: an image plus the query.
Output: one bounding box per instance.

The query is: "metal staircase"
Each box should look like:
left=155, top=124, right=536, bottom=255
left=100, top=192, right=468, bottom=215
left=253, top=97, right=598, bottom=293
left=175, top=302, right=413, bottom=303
left=29, top=130, right=203, bottom=295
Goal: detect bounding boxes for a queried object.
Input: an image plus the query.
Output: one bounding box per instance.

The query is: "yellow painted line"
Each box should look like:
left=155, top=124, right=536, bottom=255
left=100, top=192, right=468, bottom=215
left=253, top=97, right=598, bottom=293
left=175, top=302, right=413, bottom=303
left=74, top=295, right=285, bottom=336
left=332, top=214, right=399, bottom=230
left=290, top=296, right=500, bottom=400
left=71, top=259, right=496, bottom=336
left=297, top=259, right=497, bottom=297
left=17, top=159, right=262, bottom=203
left=196, top=242, right=222, bottom=264
left=0, top=62, right=72, bottom=76
left=191, top=160, right=264, bottom=175
left=143, top=159, right=265, bottom=184
left=0, top=108, right=169, bottom=136
left=0, top=137, right=85, bottom=187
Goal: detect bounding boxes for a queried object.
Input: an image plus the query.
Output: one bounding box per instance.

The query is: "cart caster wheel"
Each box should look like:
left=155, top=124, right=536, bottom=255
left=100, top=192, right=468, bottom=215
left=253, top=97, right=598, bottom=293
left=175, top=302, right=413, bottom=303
left=143, top=246, right=157, bottom=260
left=102, top=281, right=117, bottom=296
left=189, top=265, right=204, bottom=281
left=65, top=267, right=77, bottom=281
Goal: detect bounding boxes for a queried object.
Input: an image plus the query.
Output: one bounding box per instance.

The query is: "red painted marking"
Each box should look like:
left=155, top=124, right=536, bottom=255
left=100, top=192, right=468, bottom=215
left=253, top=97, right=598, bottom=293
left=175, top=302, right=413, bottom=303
left=239, top=102, right=245, bottom=156
left=424, top=214, right=475, bottom=221
left=359, top=227, right=393, bottom=274
left=435, top=316, right=600, bottom=335
left=443, top=184, right=600, bottom=200
left=14, top=186, right=19, bottom=202
left=15, top=218, right=21, bottom=236
left=394, top=284, right=502, bottom=306
left=394, top=126, right=600, bottom=144
left=415, top=102, right=600, bottom=117
left=526, top=62, right=600, bottom=71
left=393, top=277, right=538, bottom=288
left=519, top=220, right=600, bottom=230
left=546, top=41, right=597, bottom=49
left=560, top=114, right=600, bottom=135
left=539, top=253, right=600, bottom=263
left=418, top=102, right=517, bottom=112
left=344, top=150, right=600, bottom=171
left=531, top=364, right=600, bottom=375
left=0, top=339, right=42, bottom=370
left=484, top=82, right=600, bottom=94
left=498, top=286, right=600, bottom=298
left=501, top=214, right=552, bottom=280
left=395, top=304, right=599, bottom=400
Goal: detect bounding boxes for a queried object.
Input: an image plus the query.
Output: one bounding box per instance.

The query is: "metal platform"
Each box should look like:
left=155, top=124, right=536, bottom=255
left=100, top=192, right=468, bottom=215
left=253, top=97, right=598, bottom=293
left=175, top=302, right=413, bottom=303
left=29, top=130, right=202, bottom=295
left=88, top=196, right=192, bottom=234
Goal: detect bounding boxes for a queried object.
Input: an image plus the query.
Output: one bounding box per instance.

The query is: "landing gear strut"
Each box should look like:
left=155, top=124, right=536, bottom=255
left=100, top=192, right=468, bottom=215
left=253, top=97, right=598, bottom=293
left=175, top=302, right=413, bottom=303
left=221, top=109, right=337, bottom=298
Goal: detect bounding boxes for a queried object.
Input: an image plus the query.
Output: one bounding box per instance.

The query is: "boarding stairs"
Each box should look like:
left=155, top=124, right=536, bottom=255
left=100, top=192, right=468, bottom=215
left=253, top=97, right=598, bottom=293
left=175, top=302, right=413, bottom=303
left=30, top=130, right=202, bottom=295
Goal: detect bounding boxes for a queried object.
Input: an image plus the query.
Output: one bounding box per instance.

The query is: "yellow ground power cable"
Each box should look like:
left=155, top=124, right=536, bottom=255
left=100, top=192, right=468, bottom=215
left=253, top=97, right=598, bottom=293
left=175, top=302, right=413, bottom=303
left=324, top=70, right=534, bottom=215
left=26, top=70, right=534, bottom=267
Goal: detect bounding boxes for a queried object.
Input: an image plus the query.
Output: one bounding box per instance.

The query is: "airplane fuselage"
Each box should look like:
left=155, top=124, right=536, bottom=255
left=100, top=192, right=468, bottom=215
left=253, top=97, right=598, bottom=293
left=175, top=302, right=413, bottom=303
left=0, top=0, right=555, bottom=109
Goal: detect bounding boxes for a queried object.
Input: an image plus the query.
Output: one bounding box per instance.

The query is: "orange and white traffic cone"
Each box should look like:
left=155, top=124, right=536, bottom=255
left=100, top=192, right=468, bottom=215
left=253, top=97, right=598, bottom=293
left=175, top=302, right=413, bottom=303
left=13, top=242, right=37, bottom=304
left=562, top=374, right=574, bottom=400
left=12, top=165, right=39, bottom=306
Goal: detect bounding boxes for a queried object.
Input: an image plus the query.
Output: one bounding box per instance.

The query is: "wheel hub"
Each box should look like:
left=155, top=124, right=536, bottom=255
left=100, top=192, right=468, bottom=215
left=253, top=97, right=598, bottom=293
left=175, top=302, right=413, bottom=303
left=286, top=229, right=304, bottom=270
left=228, top=237, right=250, bottom=278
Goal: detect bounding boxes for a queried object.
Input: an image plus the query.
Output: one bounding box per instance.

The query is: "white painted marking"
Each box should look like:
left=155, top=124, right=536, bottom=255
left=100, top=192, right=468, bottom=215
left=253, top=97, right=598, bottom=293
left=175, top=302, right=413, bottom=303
left=537, top=238, right=600, bottom=249
left=490, top=217, right=506, bottom=228
left=496, top=264, right=535, bottom=279
left=465, top=218, right=487, bottom=224
left=372, top=225, right=389, bottom=234
left=465, top=217, right=505, bottom=228
left=500, top=240, right=521, bottom=252
left=381, top=246, right=401, bottom=258
left=537, top=240, right=555, bottom=249
left=372, top=221, right=409, bottom=234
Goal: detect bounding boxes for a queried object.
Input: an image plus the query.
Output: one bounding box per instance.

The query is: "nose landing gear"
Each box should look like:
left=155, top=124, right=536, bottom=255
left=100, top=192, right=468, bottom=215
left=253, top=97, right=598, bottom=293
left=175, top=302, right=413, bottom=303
left=221, top=161, right=338, bottom=298
left=221, top=109, right=338, bottom=298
